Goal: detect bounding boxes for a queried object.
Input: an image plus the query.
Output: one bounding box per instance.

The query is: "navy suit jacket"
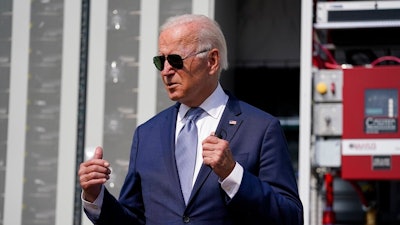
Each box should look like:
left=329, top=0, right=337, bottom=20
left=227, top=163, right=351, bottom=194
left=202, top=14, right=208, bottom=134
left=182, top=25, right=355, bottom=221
left=88, top=92, right=303, bottom=225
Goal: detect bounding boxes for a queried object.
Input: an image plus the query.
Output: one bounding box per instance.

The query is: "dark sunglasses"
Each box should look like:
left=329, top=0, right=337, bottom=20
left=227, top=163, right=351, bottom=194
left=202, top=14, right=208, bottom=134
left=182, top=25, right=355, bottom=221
left=153, top=49, right=210, bottom=71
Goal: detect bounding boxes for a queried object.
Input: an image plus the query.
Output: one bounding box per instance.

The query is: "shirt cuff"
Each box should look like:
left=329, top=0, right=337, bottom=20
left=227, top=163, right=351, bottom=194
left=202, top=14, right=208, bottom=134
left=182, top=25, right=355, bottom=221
left=81, top=185, right=104, bottom=218
left=219, top=162, right=243, bottom=199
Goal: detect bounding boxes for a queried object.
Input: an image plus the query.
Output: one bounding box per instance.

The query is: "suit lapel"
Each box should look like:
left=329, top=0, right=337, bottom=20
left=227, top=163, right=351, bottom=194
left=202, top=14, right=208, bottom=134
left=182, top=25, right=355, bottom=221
left=160, top=104, right=183, bottom=194
left=215, top=93, right=242, bottom=142
left=189, top=94, right=242, bottom=204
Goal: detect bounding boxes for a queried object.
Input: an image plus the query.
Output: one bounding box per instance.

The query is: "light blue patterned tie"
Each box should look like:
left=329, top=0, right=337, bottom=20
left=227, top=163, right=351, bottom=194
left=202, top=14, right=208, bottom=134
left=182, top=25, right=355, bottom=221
left=175, top=107, right=204, bottom=205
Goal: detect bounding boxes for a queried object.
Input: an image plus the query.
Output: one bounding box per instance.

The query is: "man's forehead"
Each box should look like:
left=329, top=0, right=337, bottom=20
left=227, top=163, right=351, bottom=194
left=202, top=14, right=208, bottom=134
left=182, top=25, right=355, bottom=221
left=159, top=30, right=198, bottom=51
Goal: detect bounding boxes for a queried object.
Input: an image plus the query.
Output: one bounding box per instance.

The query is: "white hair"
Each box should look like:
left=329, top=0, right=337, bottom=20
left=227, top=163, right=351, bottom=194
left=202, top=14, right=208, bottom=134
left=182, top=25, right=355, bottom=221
left=160, top=14, right=229, bottom=73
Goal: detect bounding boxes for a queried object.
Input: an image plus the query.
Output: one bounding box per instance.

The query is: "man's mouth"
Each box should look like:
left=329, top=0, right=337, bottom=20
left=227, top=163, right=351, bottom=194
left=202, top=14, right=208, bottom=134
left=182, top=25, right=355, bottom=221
left=166, top=82, right=178, bottom=87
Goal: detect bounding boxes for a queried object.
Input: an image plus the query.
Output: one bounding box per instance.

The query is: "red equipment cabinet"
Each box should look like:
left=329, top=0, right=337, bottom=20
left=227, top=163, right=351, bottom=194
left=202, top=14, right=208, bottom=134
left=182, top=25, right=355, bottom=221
left=341, top=66, right=400, bottom=180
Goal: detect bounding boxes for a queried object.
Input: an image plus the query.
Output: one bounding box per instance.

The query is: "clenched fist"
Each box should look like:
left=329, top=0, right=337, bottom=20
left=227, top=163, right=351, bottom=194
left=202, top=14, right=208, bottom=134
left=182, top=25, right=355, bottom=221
left=78, top=146, right=111, bottom=202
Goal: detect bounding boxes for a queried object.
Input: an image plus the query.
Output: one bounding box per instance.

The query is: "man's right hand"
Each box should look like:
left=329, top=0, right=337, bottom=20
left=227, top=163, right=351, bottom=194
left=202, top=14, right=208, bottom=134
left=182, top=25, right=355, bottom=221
left=78, top=146, right=111, bottom=202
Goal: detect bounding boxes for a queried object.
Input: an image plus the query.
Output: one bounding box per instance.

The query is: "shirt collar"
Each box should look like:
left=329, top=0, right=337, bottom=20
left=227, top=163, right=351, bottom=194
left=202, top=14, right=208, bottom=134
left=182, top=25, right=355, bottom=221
left=178, top=83, right=228, bottom=122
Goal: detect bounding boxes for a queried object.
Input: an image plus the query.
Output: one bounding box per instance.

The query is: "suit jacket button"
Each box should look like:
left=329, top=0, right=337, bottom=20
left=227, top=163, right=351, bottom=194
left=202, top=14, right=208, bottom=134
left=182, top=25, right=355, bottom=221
left=183, top=216, right=190, bottom=223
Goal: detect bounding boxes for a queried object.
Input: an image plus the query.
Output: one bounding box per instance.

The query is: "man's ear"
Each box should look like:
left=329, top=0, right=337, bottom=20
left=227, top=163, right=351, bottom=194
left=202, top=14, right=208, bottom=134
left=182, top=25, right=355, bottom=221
left=208, top=48, right=220, bottom=75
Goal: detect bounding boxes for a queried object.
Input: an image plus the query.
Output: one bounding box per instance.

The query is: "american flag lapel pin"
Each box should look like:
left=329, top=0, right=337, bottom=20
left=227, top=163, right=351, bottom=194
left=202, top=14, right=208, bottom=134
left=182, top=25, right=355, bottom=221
left=229, top=120, right=237, bottom=125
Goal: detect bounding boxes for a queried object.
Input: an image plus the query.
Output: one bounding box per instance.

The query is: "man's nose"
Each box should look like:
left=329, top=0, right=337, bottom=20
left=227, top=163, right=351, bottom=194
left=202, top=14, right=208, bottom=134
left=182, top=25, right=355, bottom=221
left=161, top=61, right=174, bottom=75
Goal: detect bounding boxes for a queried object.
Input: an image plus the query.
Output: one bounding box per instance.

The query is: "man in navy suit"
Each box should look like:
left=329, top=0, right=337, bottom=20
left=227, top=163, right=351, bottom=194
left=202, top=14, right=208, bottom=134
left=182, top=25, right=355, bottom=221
left=79, top=14, right=303, bottom=225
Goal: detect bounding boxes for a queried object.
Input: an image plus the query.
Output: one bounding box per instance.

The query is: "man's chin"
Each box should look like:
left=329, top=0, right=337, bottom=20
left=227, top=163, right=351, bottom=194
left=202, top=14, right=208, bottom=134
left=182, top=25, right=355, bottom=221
left=167, top=93, right=180, bottom=102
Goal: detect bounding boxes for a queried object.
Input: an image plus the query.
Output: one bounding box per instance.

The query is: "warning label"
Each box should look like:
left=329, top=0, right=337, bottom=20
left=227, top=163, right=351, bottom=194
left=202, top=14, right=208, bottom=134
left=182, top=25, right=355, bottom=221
left=364, top=117, right=397, bottom=134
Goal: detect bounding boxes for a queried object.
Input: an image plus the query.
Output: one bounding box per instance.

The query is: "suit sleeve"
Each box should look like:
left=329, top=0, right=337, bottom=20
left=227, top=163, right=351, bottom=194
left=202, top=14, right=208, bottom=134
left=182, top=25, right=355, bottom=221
left=226, top=118, right=304, bottom=225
